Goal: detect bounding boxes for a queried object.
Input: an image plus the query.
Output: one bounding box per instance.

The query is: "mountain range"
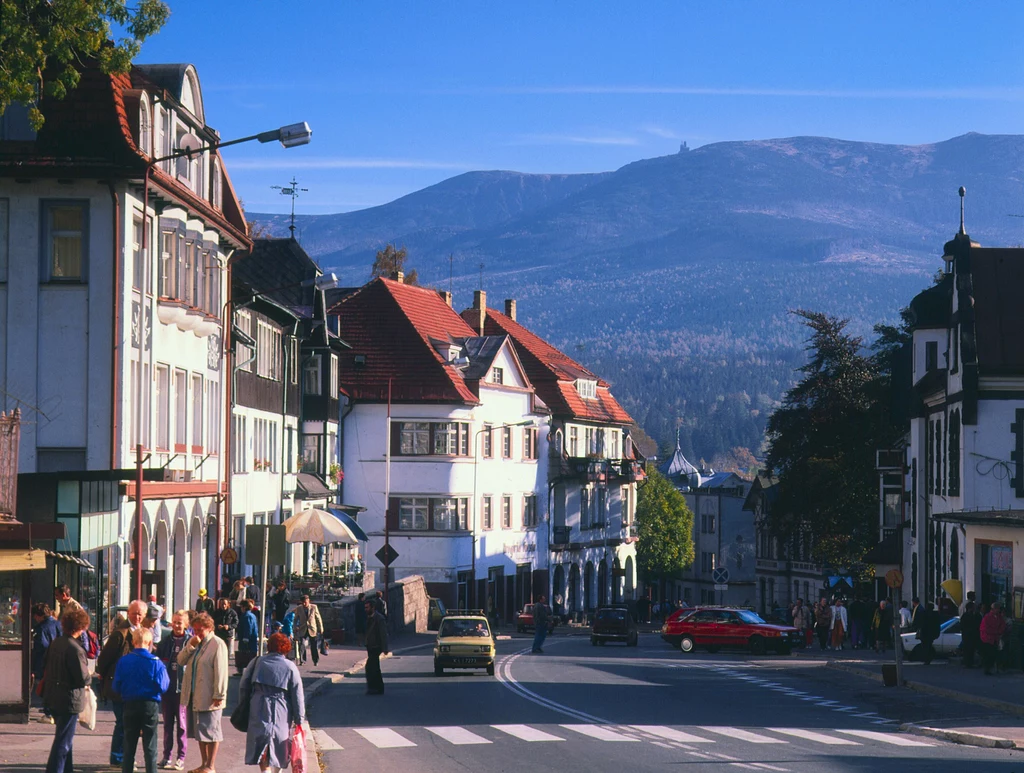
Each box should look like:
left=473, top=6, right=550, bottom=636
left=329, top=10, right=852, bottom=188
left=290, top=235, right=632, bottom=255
left=251, top=132, right=1024, bottom=468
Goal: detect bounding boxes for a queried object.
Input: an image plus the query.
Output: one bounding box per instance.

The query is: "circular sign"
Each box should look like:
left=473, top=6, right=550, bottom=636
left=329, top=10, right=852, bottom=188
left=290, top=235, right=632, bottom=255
left=221, top=547, right=238, bottom=565
left=712, top=567, right=730, bottom=584
left=885, top=569, right=903, bottom=589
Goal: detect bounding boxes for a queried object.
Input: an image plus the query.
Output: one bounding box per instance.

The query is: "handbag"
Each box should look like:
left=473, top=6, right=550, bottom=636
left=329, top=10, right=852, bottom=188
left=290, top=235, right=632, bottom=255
left=79, top=686, right=97, bottom=730
left=229, top=657, right=259, bottom=731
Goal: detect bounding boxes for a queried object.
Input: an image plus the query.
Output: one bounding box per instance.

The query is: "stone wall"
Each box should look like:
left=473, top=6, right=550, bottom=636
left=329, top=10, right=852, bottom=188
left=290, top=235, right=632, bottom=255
left=316, top=574, right=430, bottom=641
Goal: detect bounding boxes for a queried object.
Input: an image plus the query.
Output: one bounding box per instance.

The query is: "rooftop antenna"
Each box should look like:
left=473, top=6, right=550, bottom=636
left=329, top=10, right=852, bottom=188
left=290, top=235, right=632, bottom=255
left=958, top=186, right=967, bottom=235
left=271, top=177, right=308, bottom=238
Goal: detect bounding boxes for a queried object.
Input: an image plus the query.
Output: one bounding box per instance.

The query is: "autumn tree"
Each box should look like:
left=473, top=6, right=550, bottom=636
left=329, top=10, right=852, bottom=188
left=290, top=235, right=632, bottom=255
left=1, top=0, right=169, bottom=129
left=636, top=468, right=694, bottom=595
left=370, top=244, right=418, bottom=285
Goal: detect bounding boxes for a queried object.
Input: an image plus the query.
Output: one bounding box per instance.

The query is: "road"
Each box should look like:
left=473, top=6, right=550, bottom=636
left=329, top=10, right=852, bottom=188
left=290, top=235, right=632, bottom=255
left=307, top=632, right=1022, bottom=772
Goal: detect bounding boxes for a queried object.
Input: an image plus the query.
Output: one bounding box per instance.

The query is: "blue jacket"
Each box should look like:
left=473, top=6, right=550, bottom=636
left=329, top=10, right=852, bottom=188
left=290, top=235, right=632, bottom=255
left=113, top=648, right=170, bottom=702
left=32, top=616, right=62, bottom=678
left=239, top=610, right=259, bottom=652
left=280, top=611, right=295, bottom=638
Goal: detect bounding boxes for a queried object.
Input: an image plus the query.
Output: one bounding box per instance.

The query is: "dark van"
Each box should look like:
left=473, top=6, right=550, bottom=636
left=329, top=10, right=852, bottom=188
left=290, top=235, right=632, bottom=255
left=591, top=606, right=639, bottom=646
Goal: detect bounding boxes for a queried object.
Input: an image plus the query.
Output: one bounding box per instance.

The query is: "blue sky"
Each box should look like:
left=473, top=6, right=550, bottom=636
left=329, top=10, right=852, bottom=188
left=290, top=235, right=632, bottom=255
left=137, top=1, right=1024, bottom=215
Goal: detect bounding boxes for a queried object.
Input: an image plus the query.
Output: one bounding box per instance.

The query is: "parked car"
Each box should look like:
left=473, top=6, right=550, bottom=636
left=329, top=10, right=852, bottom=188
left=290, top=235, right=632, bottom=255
left=901, top=615, right=961, bottom=660
left=515, top=604, right=556, bottom=633
left=662, top=607, right=800, bottom=655
left=433, top=613, right=496, bottom=676
left=591, top=606, right=638, bottom=646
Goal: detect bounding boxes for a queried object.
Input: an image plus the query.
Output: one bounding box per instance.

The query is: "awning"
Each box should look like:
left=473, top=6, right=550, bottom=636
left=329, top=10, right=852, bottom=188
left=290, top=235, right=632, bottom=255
left=0, top=548, right=47, bottom=571
left=45, top=550, right=95, bottom=571
left=328, top=508, right=369, bottom=542
left=295, top=472, right=332, bottom=500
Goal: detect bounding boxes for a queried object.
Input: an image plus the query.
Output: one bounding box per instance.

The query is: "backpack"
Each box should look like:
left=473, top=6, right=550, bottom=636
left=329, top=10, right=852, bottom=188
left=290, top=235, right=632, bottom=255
left=81, top=630, right=101, bottom=660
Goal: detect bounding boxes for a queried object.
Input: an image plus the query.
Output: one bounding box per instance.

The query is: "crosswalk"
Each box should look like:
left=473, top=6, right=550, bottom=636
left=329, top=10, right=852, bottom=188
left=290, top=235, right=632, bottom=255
left=310, top=723, right=934, bottom=752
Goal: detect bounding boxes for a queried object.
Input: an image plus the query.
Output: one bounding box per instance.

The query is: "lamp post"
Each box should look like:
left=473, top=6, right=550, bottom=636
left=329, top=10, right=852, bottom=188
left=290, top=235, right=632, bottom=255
left=132, top=123, right=312, bottom=601
left=471, top=419, right=535, bottom=611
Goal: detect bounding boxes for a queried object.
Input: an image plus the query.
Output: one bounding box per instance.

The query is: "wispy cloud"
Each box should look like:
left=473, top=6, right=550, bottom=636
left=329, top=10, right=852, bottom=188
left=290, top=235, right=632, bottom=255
left=434, top=85, right=1024, bottom=101
left=225, top=156, right=475, bottom=171
left=506, top=133, right=640, bottom=147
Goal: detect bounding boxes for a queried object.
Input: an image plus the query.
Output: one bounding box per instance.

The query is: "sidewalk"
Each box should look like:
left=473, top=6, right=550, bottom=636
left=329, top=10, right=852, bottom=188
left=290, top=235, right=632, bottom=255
left=0, top=637, right=416, bottom=773
left=825, top=650, right=1024, bottom=749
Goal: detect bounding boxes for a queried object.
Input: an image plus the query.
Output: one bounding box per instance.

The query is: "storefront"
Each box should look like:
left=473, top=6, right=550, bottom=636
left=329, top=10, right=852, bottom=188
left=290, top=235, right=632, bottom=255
left=977, top=540, right=1014, bottom=611
left=0, top=548, right=49, bottom=722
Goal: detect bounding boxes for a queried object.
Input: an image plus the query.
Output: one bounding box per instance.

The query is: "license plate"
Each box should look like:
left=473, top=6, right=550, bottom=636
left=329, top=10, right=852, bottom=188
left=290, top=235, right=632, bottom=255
left=453, top=657, right=479, bottom=664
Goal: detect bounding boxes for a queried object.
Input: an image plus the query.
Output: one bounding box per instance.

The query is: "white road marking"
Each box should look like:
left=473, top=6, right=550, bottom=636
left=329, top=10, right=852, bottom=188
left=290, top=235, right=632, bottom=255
left=630, top=725, right=714, bottom=743
left=651, top=740, right=673, bottom=749
left=699, top=726, right=788, bottom=744
left=491, top=724, right=564, bottom=742
left=561, top=724, right=641, bottom=742
left=312, top=728, right=343, bottom=751
left=836, top=730, right=933, bottom=746
left=769, top=728, right=860, bottom=745
left=354, top=727, right=417, bottom=748
left=425, top=726, right=492, bottom=745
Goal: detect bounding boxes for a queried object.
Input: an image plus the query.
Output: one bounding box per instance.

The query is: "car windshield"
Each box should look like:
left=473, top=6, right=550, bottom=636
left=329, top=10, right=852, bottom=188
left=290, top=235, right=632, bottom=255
left=596, top=609, right=626, bottom=621
left=440, top=619, right=490, bottom=637
left=736, top=610, right=766, bottom=624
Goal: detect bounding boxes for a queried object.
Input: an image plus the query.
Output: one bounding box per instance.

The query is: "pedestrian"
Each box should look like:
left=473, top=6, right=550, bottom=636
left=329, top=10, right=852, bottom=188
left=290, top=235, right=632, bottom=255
left=42, top=606, right=90, bottom=773
left=114, top=627, right=170, bottom=773
left=636, top=594, right=650, bottom=625
left=980, top=601, right=1008, bottom=675
left=830, top=598, right=848, bottom=651
left=916, top=601, right=940, bottom=665
left=281, top=607, right=296, bottom=640
left=960, top=600, right=981, bottom=668
left=364, top=597, right=389, bottom=695
left=143, top=603, right=164, bottom=646
left=354, top=593, right=367, bottom=647
left=269, top=582, right=289, bottom=623
left=31, top=602, right=62, bottom=721
left=239, top=632, right=306, bottom=773
left=848, top=597, right=865, bottom=649
left=909, top=596, right=922, bottom=631
left=213, top=596, right=238, bottom=652
left=177, top=612, right=228, bottom=773
left=814, top=599, right=830, bottom=650
left=898, top=600, right=912, bottom=631
left=53, top=584, right=83, bottom=620
left=790, top=599, right=811, bottom=648
left=231, top=580, right=248, bottom=609
left=97, top=600, right=148, bottom=769
left=155, top=611, right=191, bottom=770
left=375, top=590, right=388, bottom=619
left=194, top=589, right=214, bottom=616
left=237, top=600, right=260, bottom=673
left=293, top=595, right=323, bottom=667
left=872, top=600, right=894, bottom=653
left=245, top=576, right=261, bottom=611
left=532, top=595, right=550, bottom=653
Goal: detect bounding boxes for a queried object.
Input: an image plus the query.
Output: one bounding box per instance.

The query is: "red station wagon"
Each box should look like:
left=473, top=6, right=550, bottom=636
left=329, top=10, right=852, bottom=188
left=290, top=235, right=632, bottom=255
left=662, top=607, right=800, bottom=655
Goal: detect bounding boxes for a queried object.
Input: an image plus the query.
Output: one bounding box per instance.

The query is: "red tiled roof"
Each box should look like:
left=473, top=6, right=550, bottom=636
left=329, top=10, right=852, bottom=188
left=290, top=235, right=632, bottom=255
left=329, top=278, right=480, bottom=404
left=470, top=307, right=633, bottom=424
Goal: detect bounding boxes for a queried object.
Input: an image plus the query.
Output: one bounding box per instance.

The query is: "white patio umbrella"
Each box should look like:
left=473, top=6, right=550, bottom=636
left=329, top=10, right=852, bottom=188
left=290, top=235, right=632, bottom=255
left=283, top=507, right=366, bottom=545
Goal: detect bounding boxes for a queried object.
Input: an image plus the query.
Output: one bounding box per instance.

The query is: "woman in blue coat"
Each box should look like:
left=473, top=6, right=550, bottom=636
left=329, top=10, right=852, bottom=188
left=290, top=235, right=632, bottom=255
left=239, top=633, right=306, bottom=772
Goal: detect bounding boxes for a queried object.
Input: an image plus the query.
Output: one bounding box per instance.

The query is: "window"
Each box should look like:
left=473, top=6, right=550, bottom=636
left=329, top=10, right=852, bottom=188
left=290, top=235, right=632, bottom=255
left=195, top=248, right=206, bottom=312
left=285, top=426, right=295, bottom=473
left=42, top=201, right=87, bottom=281
left=191, top=374, right=203, bottom=449
left=949, top=409, right=961, bottom=497
left=235, top=310, right=253, bottom=372
left=490, top=367, right=504, bottom=385
left=925, top=341, right=938, bottom=372
left=575, top=379, right=597, bottom=400
left=207, top=381, right=220, bottom=454
left=581, top=487, right=591, bottom=529
left=394, top=421, right=471, bottom=456
left=434, top=498, right=459, bottom=530
left=621, top=485, right=632, bottom=526
left=585, top=427, right=596, bottom=456
left=610, top=430, right=620, bottom=459
left=155, top=365, right=170, bottom=449
left=330, top=354, right=338, bottom=397
left=523, top=427, right=538, bottom=460
left=400, top=422, right=430, bottom=455
left=501, top=495, right=512, bottom=529
left=701, top=552, right=716, bottom=573
left=304, top=355, right=321, bottom=395
left=140, top=100, right=151, bottom=155
left=132, top=218, right=143, bottom=291
left=595, top=486, right=606, bottom=527
left=232, top=414, right=248, bottom=473
left=524, top=495, right=537, bottom=528
left=182, top=239, right=195, bottom=304
left=159, top=230, right=175, bottom=297
left=502, top=426, right=512, bottom=459
left=301, top=435, right=320, bottom=473
left=0, top=199, right=7, bottom=283
left=701, top=513, right=716, bottom=533
left=174, top=369, right=187, bottom=449
left=482, top=497, right=493, bottom=530
left=399, top=498, right=429, bottom=531
left=482, top=424, right=493, bottom=458
left=256, top=320, right=282, bottom=380
left=569, top=426, right=579, bottom=456
left=288, top=338, right=299, bottom=384
left=433, top=423, right=457, bottom=454
left=129, top=360, right=139, bottom=445
left=212, top=159, right=223, bottom=210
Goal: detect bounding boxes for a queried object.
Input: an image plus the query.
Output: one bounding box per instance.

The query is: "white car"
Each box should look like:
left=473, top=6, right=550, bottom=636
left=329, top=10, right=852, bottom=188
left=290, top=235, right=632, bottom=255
left=900, top=616, right=961, bottom=660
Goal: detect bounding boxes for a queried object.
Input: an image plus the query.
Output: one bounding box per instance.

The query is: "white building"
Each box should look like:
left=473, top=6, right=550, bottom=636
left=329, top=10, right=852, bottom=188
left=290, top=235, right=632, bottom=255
left=1, top=61, right=250, bottom=629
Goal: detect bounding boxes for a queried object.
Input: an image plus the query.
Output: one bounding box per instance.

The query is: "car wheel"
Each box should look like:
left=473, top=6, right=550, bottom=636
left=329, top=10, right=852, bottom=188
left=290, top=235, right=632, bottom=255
left=680, top=635, right=696, bottom=654
left=706, top=645, right=720, bottom=654
left=599, top=639, right=606, bottom=646
left=778, top=644, right=792, bottom=656
left=749, top=636, right=767, bottom=655
left=591, top=637, right=598, bottom=646
left=434, top=661, right=443, bottom=676
left=486, top=663, right=495, bottom=676
left=628, top=632, right=638, bottom=647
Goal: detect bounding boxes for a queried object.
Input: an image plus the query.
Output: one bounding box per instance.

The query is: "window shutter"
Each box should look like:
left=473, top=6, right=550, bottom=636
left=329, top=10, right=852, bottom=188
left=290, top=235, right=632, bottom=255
left=390, top=421, right=402, bottom=455
left=386, top=498, right=400, bottom=531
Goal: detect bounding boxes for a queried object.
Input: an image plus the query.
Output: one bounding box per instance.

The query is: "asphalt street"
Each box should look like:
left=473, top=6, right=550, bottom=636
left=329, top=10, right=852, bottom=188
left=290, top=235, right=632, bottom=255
left=307, top=632, right=1023, bottom=772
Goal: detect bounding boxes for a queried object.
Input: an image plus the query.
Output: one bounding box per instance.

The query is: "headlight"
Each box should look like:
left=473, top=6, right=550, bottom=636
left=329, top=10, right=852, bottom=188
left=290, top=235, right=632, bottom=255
left=766, top=630, right=780, bottom=637
left=479, top=645, right=491, bottom=653
left=440, top=645, right=450, bottom=653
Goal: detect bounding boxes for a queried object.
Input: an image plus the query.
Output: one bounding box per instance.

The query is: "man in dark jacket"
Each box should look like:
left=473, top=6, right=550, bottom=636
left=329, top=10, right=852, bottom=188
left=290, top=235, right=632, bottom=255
left=269, top=582, right=290, bottom=623
left=916, top=601, right=941, bottom=665
left=194, top=588, right=214, bottom=616
left=212, top=597, right=238, bottom=650
left=43, top=607, right=90, bottom=773
left=960, top=601, right=982, bottom=667
left=114, top=627, right=169, bottom=773
left=236, top=600, right=259, bottom=673
left=31, top=602, right=61, bottom=718
left=97, top=600, right=147, bottom=768
left=364, top=599, right=389, bottom=695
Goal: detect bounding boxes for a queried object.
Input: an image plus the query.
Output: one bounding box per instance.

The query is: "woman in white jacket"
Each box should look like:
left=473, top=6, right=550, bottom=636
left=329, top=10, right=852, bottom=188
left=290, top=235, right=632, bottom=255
left=830, top=598, right=848, bottom=651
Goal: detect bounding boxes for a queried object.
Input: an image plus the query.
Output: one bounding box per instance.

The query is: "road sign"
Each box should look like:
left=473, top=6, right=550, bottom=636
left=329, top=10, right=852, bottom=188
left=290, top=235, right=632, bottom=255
left=885, top=569, right=904, bottom=589
left=220, top=547, right=238, bottom=565
left=714, top=583, right=729, bottom=591
left=245, top=525, right=287, bottom=565
left=375, top=543, right=399, bottom=566
left=712, top=567, right=730, bottom=584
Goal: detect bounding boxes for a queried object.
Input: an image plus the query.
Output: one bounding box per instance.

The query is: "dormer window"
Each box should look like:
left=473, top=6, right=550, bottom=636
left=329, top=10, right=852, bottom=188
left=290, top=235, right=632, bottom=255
left=490, top=367, right=504, bottom=384
left=575, top=379, right=597, bottom=400
left=447, top=346, right=461, bottom=362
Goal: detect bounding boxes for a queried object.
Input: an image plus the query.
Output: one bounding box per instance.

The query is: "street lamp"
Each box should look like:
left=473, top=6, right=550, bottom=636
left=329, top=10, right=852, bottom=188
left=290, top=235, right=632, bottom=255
left=471, top=419, right=535, bottom=610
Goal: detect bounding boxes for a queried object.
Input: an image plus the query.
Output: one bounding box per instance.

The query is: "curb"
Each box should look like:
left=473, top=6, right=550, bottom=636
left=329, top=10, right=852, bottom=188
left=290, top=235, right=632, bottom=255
left=826, top=661, right=1024, bottom=718
left=899, top=723, right=1016, bottom=749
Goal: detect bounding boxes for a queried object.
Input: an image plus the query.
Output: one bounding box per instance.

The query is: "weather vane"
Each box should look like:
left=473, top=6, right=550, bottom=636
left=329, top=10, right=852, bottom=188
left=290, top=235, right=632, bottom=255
left=271, top=177, right=308, bottom=237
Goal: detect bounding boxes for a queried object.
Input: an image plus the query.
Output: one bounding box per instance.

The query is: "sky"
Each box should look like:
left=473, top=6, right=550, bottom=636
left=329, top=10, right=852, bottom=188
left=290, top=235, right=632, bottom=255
left=136, top=1, right=1024, bottom=215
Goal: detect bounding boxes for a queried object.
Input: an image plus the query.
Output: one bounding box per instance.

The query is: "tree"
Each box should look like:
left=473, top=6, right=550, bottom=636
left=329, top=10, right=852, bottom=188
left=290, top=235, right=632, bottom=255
left=764, top=310, right=906, bottom=568
left=1, top=0, right=169, bottom=130
left=370, top=244, right=417, bottom=285
left=636, top=468, right=694, bottom=589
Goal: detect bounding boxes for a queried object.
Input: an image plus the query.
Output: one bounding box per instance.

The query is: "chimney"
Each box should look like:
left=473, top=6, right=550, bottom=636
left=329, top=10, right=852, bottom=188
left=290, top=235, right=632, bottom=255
left=473, top=290, right=486, bottom=335
left=390, top=270, right=404, bottom=283
left=438, top=290, right=452, bottom=307
left=504, top=299, right=517, bottom=321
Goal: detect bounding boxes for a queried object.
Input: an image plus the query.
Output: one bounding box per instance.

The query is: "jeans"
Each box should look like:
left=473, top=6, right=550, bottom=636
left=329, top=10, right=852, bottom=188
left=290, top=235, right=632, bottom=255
left=45, top=712, right=78, bottom=773
left=110, top=699, right=125, bottom=764
left=365, top=647, right=384, bottom=693
left=161, top=691, right=187, bottom=762
left=123, top=700, right=160, bottom=773
left=533, top=624, right=548, bottom=652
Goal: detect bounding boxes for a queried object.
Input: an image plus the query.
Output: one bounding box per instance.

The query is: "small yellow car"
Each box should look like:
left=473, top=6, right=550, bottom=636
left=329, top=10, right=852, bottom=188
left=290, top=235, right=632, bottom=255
left=433, top=613, right=496, bottom=676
